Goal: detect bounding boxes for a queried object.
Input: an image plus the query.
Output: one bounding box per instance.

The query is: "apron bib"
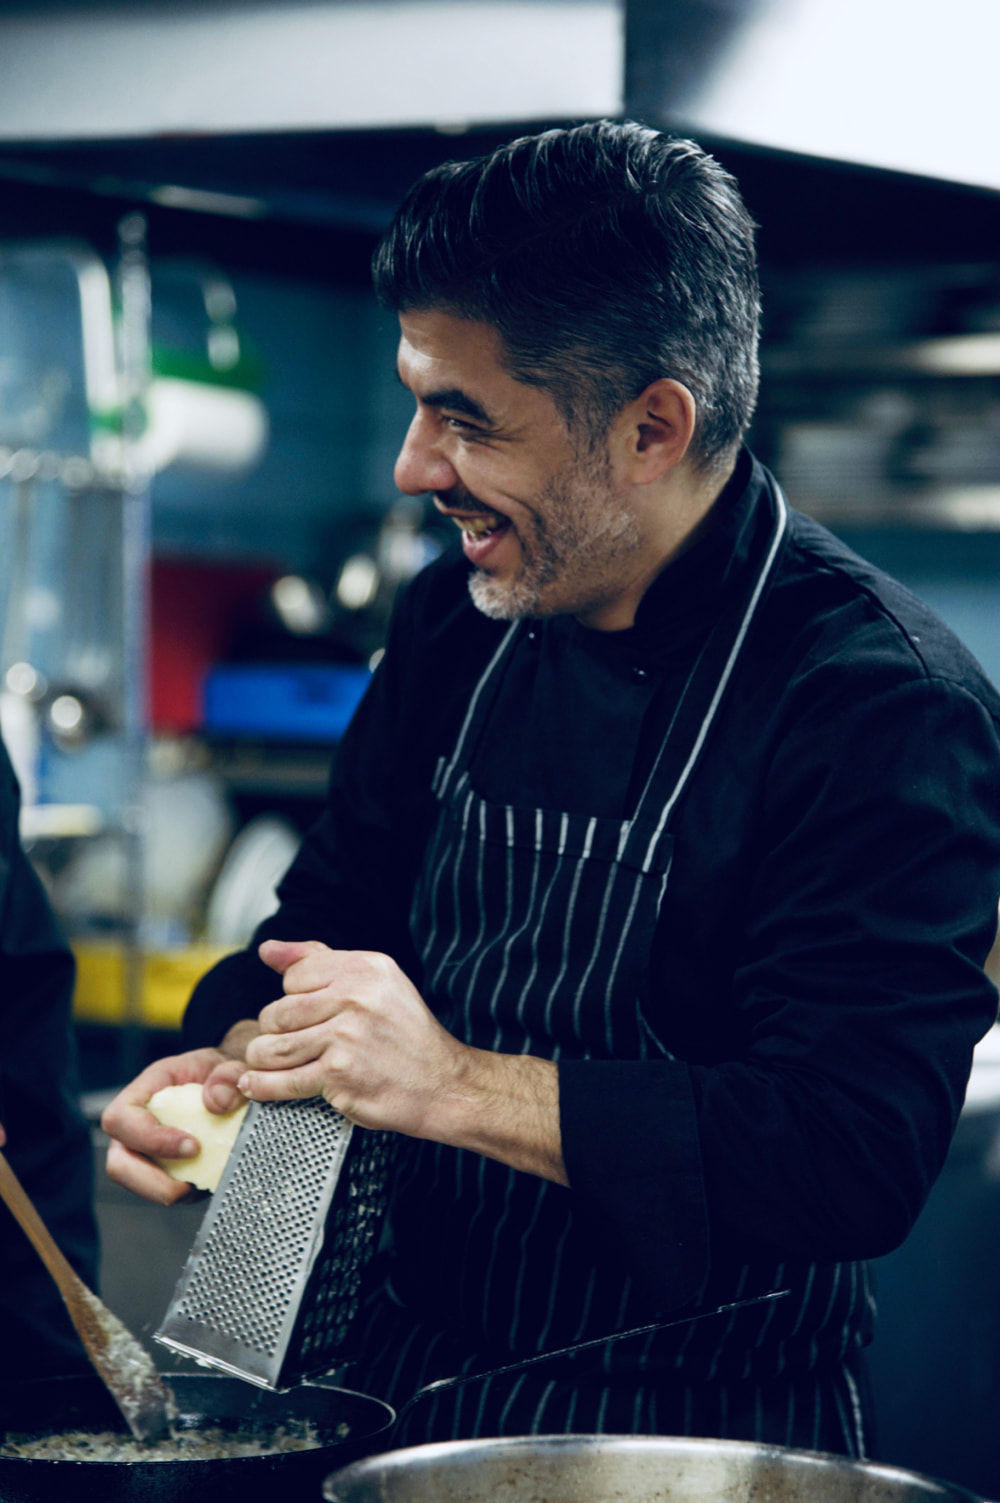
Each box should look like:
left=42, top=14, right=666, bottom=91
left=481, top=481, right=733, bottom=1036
left=387, top=484, right=792, bottom=1354
left=350, top=479, right=871, bottom=1453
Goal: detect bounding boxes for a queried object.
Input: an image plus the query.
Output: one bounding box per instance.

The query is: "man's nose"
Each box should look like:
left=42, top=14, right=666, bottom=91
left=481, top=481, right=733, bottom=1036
left=394, top=412, right=458, bottom=496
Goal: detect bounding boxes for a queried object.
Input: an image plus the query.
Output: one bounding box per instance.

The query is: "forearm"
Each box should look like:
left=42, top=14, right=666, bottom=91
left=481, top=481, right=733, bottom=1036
left=427, top=1046, right=567, bottom=1185
left=240, top=943, right=568, bottom=1184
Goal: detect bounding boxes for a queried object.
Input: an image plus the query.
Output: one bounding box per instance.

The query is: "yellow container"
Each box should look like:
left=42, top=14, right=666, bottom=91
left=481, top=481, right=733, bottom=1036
left=72, top=943, right=233, bottom=1029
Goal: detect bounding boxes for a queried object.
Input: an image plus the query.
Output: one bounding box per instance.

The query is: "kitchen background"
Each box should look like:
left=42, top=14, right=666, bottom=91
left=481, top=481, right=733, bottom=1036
left=0, top=0, right=998, bottom=1495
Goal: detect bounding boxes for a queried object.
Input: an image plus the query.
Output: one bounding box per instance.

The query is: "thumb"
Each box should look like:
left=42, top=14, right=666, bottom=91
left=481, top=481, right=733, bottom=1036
left=203, top=1059, right=250, bottom=1115
left=258, top=938, right=325, bottom=975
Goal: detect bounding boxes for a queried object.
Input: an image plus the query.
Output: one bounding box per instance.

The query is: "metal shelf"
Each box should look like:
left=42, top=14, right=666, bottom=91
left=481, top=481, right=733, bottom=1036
left=796, top=486, right=1000, bottom=531
left=764, top=333, right=1000, bottom=380
left=19, top=802, right=104, bottom=840
left=207, top=744, right=333, bottom=799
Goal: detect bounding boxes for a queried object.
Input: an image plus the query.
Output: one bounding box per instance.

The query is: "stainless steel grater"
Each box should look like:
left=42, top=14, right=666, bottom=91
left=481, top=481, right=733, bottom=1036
left=155, top=1097, right=395, bottom=1390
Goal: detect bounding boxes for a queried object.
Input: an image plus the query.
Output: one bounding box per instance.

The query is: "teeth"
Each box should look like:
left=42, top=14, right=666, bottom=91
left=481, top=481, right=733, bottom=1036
left=457, top=515, right=501, bottom=539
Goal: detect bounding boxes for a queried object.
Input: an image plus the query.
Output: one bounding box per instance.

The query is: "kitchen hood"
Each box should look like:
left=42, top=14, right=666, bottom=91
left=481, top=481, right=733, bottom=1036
left=0, top=0, right=622, bottom=141
left=626, top=0, right=1000, bottom=195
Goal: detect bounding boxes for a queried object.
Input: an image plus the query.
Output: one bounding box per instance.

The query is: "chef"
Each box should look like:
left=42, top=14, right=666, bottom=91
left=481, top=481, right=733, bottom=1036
left=103, top=121, right=1000, bottom=1457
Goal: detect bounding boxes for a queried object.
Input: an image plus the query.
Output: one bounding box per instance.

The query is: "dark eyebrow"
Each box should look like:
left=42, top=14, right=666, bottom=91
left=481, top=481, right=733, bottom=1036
left=396, top=373, right=494, bottom=427
left=425, top=388, right=492, bottom=422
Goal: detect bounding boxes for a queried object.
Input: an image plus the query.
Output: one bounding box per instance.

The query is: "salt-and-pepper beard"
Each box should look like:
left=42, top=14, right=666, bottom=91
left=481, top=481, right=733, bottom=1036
left=467, top=445, right=644, bottom=622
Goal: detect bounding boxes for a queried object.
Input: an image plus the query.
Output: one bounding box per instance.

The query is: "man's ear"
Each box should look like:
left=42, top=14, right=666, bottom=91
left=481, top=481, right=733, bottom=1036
left=617, top=378, right=697, bottom=482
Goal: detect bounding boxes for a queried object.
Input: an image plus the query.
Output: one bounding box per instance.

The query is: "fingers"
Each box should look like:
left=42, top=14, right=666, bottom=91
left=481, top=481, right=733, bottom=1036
left=256, top=945, right=358, bottom=1034
left=241, top=1019, right=351, bottom=1108
left=244, top=1021, right=329, bottom=1073
left=241, top=947, right=424, bottom=1125
left=258, top=938, right=327, bottom=976
left=202, top=1057, right=250, bottom=1114
left=257, top=989, right=334, bottom=1035
left=238, top=1059, right=330, bottom=1107
left=100, top=1048, right=237, bottom=1196
left=105, top=1137, right=194, bottom=1206
left=102, top=1096, right=197, bottom=1171
left=256, top=948, right=392, bottom=1032
left=258, top=941, right=385, bottom=1001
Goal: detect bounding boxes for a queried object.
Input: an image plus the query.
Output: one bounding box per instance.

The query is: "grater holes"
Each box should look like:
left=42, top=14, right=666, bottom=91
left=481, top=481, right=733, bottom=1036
left=160, top=1101, right=396, bottom=1383
left=170, top=1098, right=357, bottom=1356
left=302, top=1132, right=395, bottom=1365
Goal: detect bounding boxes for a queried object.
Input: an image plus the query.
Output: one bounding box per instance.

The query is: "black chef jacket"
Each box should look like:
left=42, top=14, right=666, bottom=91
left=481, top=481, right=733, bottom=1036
left=0, top=736, right=100, bottom=1378
left=184, top=449, right=1000, bottom=1375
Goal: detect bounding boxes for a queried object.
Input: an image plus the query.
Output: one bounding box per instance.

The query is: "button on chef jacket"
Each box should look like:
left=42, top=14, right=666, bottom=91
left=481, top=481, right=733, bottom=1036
left=184, top=448, right=1000, bottom=1447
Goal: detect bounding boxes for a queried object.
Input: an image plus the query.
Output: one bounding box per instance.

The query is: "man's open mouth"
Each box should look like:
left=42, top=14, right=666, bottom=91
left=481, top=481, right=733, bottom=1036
left=455, top=513, right=507, bottom=540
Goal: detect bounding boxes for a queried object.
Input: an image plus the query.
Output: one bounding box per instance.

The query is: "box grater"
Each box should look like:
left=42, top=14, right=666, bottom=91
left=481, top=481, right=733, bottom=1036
left=155, top=1097, right=395, bottom=1390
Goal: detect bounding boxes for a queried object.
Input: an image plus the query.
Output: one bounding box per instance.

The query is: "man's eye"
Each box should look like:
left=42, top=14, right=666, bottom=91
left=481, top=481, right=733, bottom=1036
left=444, top=415, right=479, bottom=433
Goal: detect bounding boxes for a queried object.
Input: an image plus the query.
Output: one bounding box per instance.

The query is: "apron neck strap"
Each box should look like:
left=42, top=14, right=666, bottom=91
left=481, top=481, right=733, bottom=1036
left=631, top=479, right=788, bottom=834
left=435, top=478, right=788, bottom=832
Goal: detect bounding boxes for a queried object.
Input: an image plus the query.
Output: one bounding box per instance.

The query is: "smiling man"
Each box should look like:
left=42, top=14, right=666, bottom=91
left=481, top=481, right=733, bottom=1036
left=393, top=311, right=708, bottom=629
left=103, top=122, right=1000, bottom=1457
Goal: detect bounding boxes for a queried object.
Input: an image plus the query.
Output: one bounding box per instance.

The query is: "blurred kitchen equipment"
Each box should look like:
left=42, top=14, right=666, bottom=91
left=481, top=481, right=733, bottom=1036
left=139, top=259, right=268, bottom=476
left=0, top=1150, right=171, bottom=1444
left=866, top=1019, right=1000, bottom=1499
left=53, top=759, right=234, bottom=943
left=0, top=464, right=44, bottom=805
left=0, top=237, right=138, bottom=839
left=324, top=1434, right=986, bottom=1503
left=202, top=662, right=370, bottom=742
left=330, top=497, right=444, bottom=662
left=156, top=1098, right=396, bottom=1389
left=0, top=240, right=118, bottom=457
left=0, top=1372, right=393, bottom=1503
left=203, top=813, right=299, bottom=947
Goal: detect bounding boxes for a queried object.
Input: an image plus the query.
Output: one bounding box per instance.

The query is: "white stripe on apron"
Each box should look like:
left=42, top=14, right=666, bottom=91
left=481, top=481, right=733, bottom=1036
left=350, top=479, right=869, bottom=1454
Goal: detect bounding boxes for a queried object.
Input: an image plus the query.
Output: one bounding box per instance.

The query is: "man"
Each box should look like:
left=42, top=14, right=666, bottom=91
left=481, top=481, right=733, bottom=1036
left=103, top=121, right=1000, bottom=1457
left=0, top=732, right=101, bottom=1379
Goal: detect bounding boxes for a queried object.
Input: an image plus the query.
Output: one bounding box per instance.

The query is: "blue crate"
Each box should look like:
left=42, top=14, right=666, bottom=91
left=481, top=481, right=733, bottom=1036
left=203, top=664, right=371, bottom=742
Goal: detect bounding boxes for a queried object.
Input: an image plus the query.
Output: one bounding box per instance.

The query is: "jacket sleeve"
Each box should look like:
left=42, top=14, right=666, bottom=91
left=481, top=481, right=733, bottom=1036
left=560, top=672, right=1000, bottom=1303
left=183, top=555, right=498, bottom=1050
left=184, top=590, right=434, bottom=1048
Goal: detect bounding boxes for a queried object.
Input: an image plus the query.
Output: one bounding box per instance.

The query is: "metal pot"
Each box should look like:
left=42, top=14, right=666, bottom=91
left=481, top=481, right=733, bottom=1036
left=323, top=1434, right=986, bottom=1503
left=0, top=1372, right=393, bottom=1503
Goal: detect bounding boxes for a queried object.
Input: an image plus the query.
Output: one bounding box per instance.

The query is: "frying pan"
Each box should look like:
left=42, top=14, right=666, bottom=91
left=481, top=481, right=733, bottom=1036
left=0, top=1373, right=393, bottom=1503
left=0, top=1292, right=788, bottom=1500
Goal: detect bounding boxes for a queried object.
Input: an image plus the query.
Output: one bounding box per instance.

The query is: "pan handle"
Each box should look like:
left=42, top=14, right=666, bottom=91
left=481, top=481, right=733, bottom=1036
left=391, top=1288, right=790, bottom=1435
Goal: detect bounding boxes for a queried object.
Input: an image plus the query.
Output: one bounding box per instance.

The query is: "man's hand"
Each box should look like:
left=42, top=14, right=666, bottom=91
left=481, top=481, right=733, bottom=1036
left=246, top=942, right=470, bottom=1137
left=246, top=940, right=568, bottom=1185
left=101, top=1024, right=258, bottom=1205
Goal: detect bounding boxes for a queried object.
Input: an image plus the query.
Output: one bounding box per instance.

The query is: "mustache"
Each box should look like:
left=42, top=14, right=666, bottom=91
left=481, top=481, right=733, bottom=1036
left=434, top=485, right=497, bottom=516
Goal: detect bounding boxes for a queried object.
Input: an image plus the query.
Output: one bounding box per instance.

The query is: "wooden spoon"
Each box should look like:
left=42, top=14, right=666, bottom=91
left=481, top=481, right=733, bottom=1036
left=0, top=1148, right=173, bottom=1443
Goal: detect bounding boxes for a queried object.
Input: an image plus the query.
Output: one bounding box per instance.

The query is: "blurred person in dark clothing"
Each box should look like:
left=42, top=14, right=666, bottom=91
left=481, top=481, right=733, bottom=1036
left=0, top=732, right=100, bottom=1378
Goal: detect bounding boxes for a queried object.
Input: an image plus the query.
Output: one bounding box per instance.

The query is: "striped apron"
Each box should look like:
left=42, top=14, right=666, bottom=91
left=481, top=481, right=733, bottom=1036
left=348, top=481, right=873, bottom=1454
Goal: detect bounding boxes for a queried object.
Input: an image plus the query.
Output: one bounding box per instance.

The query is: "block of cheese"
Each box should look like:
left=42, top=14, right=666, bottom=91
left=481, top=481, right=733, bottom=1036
left=147, top=1081, right=249, bottom=1191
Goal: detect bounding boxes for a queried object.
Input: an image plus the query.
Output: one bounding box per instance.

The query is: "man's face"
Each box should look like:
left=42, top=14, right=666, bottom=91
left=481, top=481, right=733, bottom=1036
left=394, top=309, right=650, bottom=629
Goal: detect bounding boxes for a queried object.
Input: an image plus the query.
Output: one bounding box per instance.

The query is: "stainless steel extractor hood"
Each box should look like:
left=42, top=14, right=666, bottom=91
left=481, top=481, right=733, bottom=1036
left=626, top=0, right=1000, bottom=194
left=0, top=0, right=623, bottom=142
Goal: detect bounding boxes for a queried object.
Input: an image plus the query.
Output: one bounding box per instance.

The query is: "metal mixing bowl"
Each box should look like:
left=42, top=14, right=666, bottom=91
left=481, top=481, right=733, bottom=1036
left=323, top=1434, right=983, bottom=1503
